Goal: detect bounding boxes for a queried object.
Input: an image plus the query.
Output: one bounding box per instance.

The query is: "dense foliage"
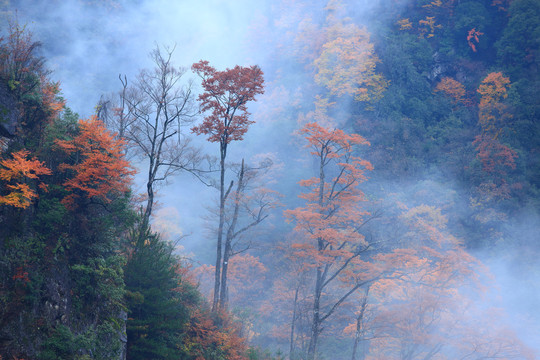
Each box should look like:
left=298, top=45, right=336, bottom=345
left=0, top=22, right=255, bottom=360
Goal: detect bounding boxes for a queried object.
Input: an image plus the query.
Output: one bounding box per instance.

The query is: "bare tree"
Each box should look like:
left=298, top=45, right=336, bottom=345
left=218, top=157, right=280, bottom=310
left=99, top=45, right=206, bottom=230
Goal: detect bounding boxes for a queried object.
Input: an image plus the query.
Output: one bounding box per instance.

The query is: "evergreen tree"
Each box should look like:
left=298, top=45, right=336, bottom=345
left=125, top=221, right=198, bottom=360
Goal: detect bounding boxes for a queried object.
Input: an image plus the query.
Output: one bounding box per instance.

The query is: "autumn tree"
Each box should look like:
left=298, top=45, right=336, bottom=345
left=0, top=19, right=65, bottom=143
left=292, top=1, right=387, bottom=106
left=191, top=60, right=264, bottom=311
left=477, top=72, right=512, bottom=139
left=55, top=115, right=134, bottom=209
left=102, top=46, right=201, bottom=231
left=364, top=205, right=534, bottom=360
left=284, top=122, right=376, bottom=359
left=473, top=72, right=518, bottom=200
left=473, top=134, right=518, bottom=200
left=313, top=22, right=387, bottom=104
left=0, top=149, right=51, bottom=208
left=434, top=77, right=467, bottom=106
left=215, top=157, right=280, bottom=310
left=0, top=20, right=47, bottom=100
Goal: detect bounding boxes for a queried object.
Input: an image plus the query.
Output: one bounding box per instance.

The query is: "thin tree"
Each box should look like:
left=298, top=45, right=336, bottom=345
left=191, top=60, right=264, bottom=311
left=102, top=46, right=203, bottom=231
left=285, top=122, right=378, bottom=360
left=219, top=158, right=279, bottom=310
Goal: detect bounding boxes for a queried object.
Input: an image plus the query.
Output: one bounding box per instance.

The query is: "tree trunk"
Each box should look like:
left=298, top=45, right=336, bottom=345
left=213, top=150, right=226, bottom=311
left=219, top=159, right=244, bottom=310
left=289, top=285, right=299, bottom=359
left=351, top=286, right=369, bottom=360
left=307, top=266, right=323, bottom=360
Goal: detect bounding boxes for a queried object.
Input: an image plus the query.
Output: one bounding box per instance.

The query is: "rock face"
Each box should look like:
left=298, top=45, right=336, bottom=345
left=0, top=83, right=18, bottom=138
left=0, top=249, right=127, bottom=359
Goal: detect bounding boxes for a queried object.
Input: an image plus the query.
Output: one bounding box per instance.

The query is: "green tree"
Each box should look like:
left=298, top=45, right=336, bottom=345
left=125, top=221, right=198, bottom=360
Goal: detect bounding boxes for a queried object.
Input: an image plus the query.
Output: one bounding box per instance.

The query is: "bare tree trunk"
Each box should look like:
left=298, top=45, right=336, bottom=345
left=351, top=286, right=370, bottom=360
left=213, top=147, right=226, bottom=311
left=219, top=159, right=245, bottom=310
left=289, top=285, right=300, bottom=360
left=307, top=265, right=324, bottom=360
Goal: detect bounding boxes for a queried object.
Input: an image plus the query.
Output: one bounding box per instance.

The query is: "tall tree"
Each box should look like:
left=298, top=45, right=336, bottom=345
left=191, top=60, right=264, bottom=311
left=218, top=158, right=279, bottom=310
left=313, top=21, right=387, bottom=104
left=284, top=122, right=375, bottom=359
left=365, top=205, right=534, bottom=360
left=55, top=116, right=134, bottom=209
left=124, top=221, right=198, bottom=360
left=477, top=72, right=512, bottom=139
left=103, top=46, right=201, bottom=231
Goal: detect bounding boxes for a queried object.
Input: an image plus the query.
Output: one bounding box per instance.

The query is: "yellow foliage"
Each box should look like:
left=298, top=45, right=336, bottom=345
left=397, top=18, right=413, bottom=30
left=314, top=23, right=387, bottom=103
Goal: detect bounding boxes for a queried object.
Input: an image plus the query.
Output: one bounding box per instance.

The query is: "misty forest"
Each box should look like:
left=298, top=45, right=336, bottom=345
left=1, top=0, right=539, bottom=359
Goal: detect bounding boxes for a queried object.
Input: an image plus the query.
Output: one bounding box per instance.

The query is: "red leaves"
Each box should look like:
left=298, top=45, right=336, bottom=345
left=55, top=116, right=134, bottom=208
left=473, top=135, right=518, bottom=199
left=12, top=266, right=30, bottom=283
left=0, top=150, right=51, bottom=208
left=191, top=60, right=264, bottom=144
left=467, top=28, right=484, bottom=52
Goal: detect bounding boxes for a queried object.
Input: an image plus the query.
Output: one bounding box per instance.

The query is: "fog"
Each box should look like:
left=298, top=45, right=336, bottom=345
left=3, top=0, right=539, bottom=358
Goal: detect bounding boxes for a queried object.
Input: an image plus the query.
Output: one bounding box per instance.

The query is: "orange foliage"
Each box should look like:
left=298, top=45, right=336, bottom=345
left=227, top=254, right=267, bottom=304
left=397, top=18, right=413, bottom=30
left=40, top=79, right=66, bottom=121
left=313, top=23, right=387, bottom=103
left=477, top=72, right=512, bottom=138
left=0, top=150, right=51, bottom=208
left=183, top=308, right=248, bottom=360
left=363, top=204, right=532, bottom=359
left=473, top=135, right=518, bottom=200
left=284, top=122, right=378, bottom=356
left=286, top=124, right=372, bottom=254
left=467, top=28, right=484, bottom=52
left=418, top=16, right=442, bottom=38
left=492, top=0, right=512, bottom=11
left=56, top=116, right=134, bottom=209
left=434, top=77, right=467, bottom=105
left=422, top=0, right=443, bottom=9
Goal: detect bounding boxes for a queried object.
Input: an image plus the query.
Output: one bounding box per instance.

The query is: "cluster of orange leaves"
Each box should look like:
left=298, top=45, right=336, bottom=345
left=418, top=16, right=443, bottom=38
left=467, top=28, right=484, bottom=52
left=55, top=116, right=135, bottom=209
left=396, top=0, right=451, bottom=37
left=477, top=72, right=512, bottom=138
left=434, top=77, right=468, bottom=105
left=183, top=309, right=248, bottom=360
left=40, top=79, right=66, bottom=121
left=0, top=150, right=51, bottom=208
